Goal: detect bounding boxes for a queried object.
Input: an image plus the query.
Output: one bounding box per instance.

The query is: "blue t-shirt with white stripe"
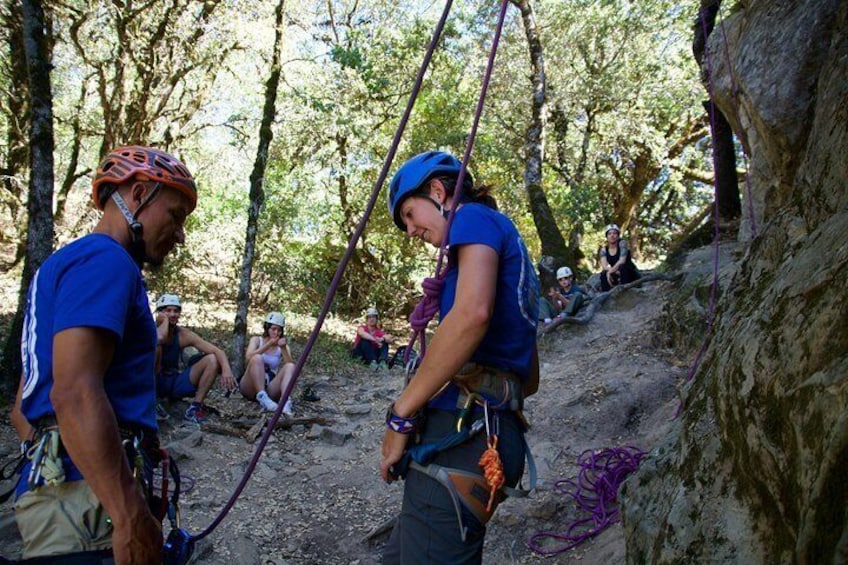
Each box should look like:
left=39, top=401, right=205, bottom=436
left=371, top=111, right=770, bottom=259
left=19, top=233, right=157, bottom=492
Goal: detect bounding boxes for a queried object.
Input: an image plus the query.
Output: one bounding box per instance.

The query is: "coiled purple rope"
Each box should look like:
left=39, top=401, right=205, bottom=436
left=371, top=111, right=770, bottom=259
left=528, top=446, right=645, bottom=556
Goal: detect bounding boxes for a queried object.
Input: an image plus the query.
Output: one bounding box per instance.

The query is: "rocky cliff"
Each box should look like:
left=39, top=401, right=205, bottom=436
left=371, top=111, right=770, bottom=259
left=620, top=1, right=848, bottom=563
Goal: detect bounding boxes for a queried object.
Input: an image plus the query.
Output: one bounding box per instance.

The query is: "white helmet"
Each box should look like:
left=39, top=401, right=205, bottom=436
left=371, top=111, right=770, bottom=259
left=605, top=223, right=621, bottom=236
left=156, top=294, right=181, bottom=311
left=265, top=312, right=285, bottom=328
left=556, top=266, right=573, bottom=279
left=365, top=307, right=379, bottom=317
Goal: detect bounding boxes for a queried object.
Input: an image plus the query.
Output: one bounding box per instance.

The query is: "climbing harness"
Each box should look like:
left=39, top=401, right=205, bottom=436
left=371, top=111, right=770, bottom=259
left=528, top=446, right=644, bottom=556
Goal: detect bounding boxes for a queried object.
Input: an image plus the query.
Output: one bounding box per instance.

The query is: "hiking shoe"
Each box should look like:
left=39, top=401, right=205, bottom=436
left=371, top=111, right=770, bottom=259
left=283, top=399, right=294, bottom=417
left=301, top=387, right=320, bottom=402
left=156, top=402, right=170, bottom=422
left=256, top=390, right=279, bottom=412
left=183, top=404, right=206, bottom=424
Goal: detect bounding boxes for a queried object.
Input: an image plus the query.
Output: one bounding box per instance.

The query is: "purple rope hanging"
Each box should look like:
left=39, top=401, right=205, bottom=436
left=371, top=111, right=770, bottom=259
left=192, top=0, right=456, bottom=542
left=528, top=446, right=645, bottom=557
left=405, top=0, right=511, bottom=364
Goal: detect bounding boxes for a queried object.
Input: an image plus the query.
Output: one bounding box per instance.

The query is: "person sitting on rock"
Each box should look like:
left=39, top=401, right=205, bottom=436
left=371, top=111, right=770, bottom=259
left=350, top=307, right=395, bottom=370
left=551, top=266, right=586, bottom=317
left=155, top=293, right=237, bottom=423
left=598, top=223, right=641, bottom=291
left=539, top=285, right=564, bottom=325
left=239, top=311, right=296, bottom=415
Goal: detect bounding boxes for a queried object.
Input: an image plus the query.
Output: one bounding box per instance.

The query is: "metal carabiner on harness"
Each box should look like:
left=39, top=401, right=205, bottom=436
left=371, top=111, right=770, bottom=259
left=456, top=392, right=482, bottom=432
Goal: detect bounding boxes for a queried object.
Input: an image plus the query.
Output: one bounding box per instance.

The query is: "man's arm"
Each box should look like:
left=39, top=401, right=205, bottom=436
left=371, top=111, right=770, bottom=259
left=180, top=329, right=237, bottom=390
left=11, top=374, right=33, bottom=441
left=51, top=327, right=162, bottom=564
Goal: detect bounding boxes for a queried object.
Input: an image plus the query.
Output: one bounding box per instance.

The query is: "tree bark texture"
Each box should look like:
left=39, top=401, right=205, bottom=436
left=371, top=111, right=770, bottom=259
left=2, top=0, right=30, bottom=269
left=232, top=0, right=286, bottom=378
left=511, top=0, right=574, bottom=286
left=694, top=1, right=742, bottom=222
left=2, top=0, right=56, bottom=395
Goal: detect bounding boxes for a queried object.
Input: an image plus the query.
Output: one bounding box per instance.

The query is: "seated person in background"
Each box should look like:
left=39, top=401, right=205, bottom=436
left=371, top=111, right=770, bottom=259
left=350, top=307, right=394, bottom=369
left=539, top=285, right=564, bottom=324
left=155, top=294, right=237, bottom=423
left=552, top=266, right=586, bottom=316
left=239, top=311, right=295, bottom=415
left=598, top=223, right=640, bottom=291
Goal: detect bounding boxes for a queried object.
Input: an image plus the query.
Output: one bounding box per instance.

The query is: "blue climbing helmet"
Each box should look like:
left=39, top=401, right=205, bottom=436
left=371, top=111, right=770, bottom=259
left=387, top=151, right=469, bottom=231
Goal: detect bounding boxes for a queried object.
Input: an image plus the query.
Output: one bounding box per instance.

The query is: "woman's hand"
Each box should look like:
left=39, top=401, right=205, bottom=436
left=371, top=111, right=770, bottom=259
left=380, top=429, right=409, bottom=483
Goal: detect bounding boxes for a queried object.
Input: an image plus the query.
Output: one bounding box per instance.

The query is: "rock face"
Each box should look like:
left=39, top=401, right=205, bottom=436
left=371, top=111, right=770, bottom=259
left=621, top=1, right=848, bottom=563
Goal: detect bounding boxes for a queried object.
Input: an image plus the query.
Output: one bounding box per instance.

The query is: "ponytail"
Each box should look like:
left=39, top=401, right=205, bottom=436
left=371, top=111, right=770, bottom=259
left=436, top=176, right=498, bottom=211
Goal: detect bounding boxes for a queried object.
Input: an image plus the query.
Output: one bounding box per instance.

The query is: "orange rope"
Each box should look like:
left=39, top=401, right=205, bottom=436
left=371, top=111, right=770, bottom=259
left=479, top=435, right=505, bottom=511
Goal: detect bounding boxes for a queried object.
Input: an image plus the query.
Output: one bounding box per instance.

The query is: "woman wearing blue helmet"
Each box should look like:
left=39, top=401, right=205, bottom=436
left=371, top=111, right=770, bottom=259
left=381, top=150, right=540, bottom=563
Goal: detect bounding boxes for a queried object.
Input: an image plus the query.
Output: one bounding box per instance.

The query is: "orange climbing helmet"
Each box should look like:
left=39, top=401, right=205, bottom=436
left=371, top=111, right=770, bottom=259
left=92, top=146, right=197, bottom=212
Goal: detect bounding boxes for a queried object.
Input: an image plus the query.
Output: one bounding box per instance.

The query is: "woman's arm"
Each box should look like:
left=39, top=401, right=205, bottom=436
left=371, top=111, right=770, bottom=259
left=244, top=336, right=262, bottom=362
left=381, top=244, right=498, bottom=481
left=356, top=325, right=378, bottom=343
left=393, top=243, right=498, bottom=417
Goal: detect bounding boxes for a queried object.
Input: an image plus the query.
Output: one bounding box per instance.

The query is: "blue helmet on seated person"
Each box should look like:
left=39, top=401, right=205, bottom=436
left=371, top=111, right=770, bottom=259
left=387, top=151, right=473, bottom=231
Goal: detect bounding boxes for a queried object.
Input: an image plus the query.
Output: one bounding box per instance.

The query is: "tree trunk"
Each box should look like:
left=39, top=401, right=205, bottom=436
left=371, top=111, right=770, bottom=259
left=2, top=0, right=55, bottom=396
left=1, top=0, right=30, bottom=269
left=511, top=0, right=573, bottom=286
left=694, top=0, right=741, bottom=223
left=232, top=0, right=286, bottom=378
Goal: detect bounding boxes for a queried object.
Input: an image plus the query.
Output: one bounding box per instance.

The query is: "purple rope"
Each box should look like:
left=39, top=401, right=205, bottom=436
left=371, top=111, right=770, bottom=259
left=672, top=6, right=726, bottom=418
left=528, top=446, right=645, bottom=556
left=405, top=0, right=511, bottom=363
left=192, top=0, right=456, bottom=541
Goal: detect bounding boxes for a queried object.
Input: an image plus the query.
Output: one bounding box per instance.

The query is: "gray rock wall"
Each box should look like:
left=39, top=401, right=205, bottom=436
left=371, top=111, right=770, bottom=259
left=621, top=1, right=848, bottom=563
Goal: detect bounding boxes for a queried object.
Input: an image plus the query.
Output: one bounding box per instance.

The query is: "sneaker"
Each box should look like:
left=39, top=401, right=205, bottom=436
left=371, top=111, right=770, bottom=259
left=256, top=390, right=279, bottom=412
left=183, top=404, right=206, bottom=424
left=156, top=402, right=170, bottom=422
left=282, top=399, right=294, bottom=417
left=370, top=360, right=379, bottom=371
left=301, top=387, right=321, bottom=402
left=378, top=361, right=388, bottom=371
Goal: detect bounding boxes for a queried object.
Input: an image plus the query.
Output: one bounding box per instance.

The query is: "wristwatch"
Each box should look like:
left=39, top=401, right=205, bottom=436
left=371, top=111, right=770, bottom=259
left=385, top=402, right=421, bottom=434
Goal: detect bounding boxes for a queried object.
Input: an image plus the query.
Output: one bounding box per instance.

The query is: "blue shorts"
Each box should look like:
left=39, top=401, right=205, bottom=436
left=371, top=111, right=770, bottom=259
left=157, top=357, right=204, bottom=399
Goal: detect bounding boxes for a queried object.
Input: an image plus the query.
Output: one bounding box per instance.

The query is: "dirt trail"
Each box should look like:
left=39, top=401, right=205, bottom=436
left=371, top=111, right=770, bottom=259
left=0, top=278, right=685, bottom=564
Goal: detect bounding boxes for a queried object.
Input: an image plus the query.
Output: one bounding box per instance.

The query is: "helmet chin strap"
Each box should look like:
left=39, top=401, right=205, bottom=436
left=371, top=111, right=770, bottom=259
left=110, top=183, right=162, bottom=267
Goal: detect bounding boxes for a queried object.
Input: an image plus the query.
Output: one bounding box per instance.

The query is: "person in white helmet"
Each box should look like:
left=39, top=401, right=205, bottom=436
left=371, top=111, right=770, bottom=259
left=239, top=311, right=296, bottom=415
left=553, top=266, right=586, bottom=316
left=350, top=307, right=395, bottom=370
left=540, top=266, right=586, bottom=323
left=155, top=293, right=237, bottom=423
left=598, top=223, right=640, bottom=291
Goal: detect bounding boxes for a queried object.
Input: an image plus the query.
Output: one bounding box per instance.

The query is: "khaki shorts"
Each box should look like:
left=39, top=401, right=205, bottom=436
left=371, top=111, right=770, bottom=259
left=14, top=481, right=113, bottom=559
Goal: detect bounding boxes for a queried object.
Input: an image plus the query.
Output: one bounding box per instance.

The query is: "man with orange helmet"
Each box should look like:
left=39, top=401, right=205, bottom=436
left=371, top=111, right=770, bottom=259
left=10, top=146, right=197, bottom=563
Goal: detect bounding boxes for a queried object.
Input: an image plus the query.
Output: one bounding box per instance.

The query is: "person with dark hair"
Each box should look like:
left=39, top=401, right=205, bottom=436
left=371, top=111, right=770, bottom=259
left=598, top=223, right=640, bottom=291
left=154, top=293, right=237, bottom=423
left=381, top=151, right=540, bottom=563
left=350, top=307, right=395, bottom=370
left=10, top=146, right=197, bottom=563
left=239, top=311, right=296, bottom=415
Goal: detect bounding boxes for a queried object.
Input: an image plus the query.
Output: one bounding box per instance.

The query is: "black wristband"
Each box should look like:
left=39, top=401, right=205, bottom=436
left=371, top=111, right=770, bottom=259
left=385, top=402, right=421, bottom=434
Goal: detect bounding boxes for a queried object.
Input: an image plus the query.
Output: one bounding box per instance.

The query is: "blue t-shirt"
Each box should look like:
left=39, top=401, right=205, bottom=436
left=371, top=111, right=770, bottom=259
left=431, top=204, right=539, bottom=410
left=19, top=234, right=158, bottom=492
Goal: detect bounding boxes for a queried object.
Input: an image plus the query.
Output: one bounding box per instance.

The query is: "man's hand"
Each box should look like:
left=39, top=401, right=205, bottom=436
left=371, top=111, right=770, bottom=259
left=380, top=429, right=409, bottom=483
left=111, top=507, right=163, bottom=565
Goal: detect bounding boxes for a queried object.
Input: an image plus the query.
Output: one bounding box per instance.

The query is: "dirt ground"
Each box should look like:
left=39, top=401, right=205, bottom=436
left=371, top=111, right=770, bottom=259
left=0, top=277, right=686, bottom=564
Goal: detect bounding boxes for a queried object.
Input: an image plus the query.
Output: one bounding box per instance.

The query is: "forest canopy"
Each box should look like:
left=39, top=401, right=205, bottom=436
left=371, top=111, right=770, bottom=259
left=1, top=0, right=719, bottom=321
